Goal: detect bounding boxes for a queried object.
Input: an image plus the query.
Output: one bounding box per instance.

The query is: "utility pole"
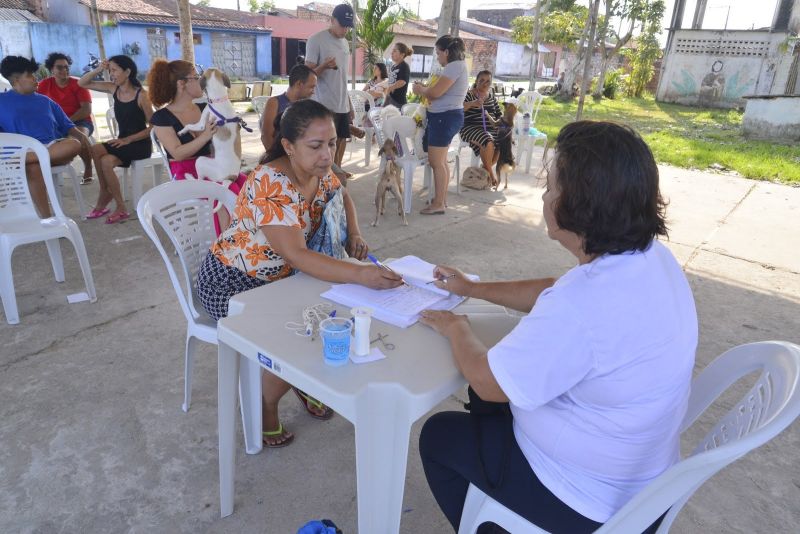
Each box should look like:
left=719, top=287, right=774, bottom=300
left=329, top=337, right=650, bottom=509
left=89, top=0, right=106, bottom=61
left=351, top=0, right=358, bottom=89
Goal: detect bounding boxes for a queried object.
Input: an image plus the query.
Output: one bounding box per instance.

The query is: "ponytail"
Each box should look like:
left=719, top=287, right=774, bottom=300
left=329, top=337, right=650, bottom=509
left=146, top=59, right=195, bottom=108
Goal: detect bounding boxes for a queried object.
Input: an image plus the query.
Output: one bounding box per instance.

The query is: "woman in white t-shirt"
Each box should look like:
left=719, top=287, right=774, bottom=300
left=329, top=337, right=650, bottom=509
left=418, top=121, right=697, bottom=533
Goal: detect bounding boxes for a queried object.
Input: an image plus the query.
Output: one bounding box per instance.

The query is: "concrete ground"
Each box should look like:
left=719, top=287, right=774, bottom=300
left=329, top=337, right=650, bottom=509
left=1, top=111, right=799, bottom=533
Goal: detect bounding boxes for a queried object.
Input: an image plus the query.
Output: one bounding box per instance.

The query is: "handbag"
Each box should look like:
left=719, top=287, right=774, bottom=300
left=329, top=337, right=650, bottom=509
left=464, top=386, right=513, bottom=490
left=461, top=166, right=492, bottom=190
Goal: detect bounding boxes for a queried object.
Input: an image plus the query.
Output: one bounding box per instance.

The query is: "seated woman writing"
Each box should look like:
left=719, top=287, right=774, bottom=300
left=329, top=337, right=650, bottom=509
left=196, top=99, right=403, bottom=447
left=147, top=59, right=248, bottom=232
left=460, top=70, right=503, bottom=188
left=418, top=121, right=697, bottom=533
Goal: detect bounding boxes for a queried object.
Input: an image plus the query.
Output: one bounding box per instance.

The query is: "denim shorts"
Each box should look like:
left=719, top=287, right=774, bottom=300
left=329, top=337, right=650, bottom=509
left=424, top=109, right=464, bottom=149
left=73, top=119, right=94, bottom=137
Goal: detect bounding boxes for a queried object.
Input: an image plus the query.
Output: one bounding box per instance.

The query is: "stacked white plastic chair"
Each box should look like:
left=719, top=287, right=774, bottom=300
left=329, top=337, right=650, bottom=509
left=106, top=108, right=165, bottom=209
left=52, top=162, right=88, bottom=219
left=150, top=129, right=177, bottom=181
left=348, top=90, right=376, bottom=166
left=0, top=133, right=97, bottom=324
left=137, top=180, right=237, bottom=413
left=514, top=90, right=548, bottom=173
left=458, top=340, right=800, bottom=533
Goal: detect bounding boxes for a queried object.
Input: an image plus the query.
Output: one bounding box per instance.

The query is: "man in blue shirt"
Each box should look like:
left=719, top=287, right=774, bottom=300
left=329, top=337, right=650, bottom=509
left=0, top=56, right=85, bottom=217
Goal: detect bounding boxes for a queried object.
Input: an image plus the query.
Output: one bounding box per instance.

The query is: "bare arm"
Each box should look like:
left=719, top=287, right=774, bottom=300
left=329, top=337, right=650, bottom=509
left=154, top=121, right=215, bottom=162
left=341, top=187, right=368, bottom=260
left=260, top=96, right=279, bottom=151
left=431, top=265, right=556, bottom=313
left=262, top=224, right=401, bottom=289
left=305, top=57, right=337, bottom=76
left=413, top=76, right=456, bottom=102
left=70, top=101, right=92, bottom=122
left=419, top=312, right=508, bottom=402
left=77, top=62, right=116, bottom=93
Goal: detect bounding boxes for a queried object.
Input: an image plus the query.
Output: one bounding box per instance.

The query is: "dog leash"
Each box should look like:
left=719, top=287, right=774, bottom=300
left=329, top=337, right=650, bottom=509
left=207, top=102, right=254, bottom=133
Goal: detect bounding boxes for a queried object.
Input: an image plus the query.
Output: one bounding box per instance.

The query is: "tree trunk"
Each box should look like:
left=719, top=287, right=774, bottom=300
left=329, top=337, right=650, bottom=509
left=437, top=0, right=456, bottom=39
left=351, top=0, right=358, bottom=89
left=591, top=0, right=613, bottom=99
left=558, top=3, right=593, bottom=99
left=89, top=0, right=106, bottom=61
left=176, top=0, right=195, bottom=64
left=527, top=0, right=545, bottom=90
left=576, top=0, right=601, bottom=120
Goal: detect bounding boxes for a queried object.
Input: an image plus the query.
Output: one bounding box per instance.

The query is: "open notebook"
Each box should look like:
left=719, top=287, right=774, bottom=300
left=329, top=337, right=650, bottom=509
left=320, top=256, right=479, bottom=328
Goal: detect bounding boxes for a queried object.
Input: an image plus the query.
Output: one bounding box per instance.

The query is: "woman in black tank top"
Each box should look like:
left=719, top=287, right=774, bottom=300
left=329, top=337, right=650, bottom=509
left=78, top=54, right=153, bottom=223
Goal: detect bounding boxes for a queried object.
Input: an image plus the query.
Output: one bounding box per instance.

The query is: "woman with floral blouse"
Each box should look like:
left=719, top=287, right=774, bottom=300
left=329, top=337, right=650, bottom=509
left=197, top=99, right=402, bottom=447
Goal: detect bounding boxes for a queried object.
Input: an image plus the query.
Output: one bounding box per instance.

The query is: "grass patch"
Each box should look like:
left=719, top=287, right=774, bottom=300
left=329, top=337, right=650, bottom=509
left=532, top=96, right=800, bottom=183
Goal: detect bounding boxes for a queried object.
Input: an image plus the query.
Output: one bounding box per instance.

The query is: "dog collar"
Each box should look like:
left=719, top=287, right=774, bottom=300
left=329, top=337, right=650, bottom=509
left=207, top=95, right=230, bottom=104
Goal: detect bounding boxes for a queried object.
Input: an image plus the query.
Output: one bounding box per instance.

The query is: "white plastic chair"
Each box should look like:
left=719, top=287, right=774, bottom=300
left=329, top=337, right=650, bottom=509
left=52, top=163, right=88, bottom=219
left=136, top=179, right=236, bottom=412
left=401, top=103, right=421, bottom=116
left=458, top=340, right=800, bottom=534
left=106, top=108, right=165, bottom=208
left=0, top=133, right=97, bottom=324
left=0, top=75, right=10, bottom=92
left=348, top=90, right=376, bottom=166
left=150, top=129, right=176, bottom=181
left=514, top=90, right=548, bottom=173
left=251, top=95, right=268, bottom=124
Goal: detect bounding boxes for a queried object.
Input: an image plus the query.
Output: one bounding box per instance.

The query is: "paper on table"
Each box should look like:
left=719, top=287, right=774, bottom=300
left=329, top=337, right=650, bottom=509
left=387, top=256, right=479, bottom=296
left=350, top=346, right=386, bottom=364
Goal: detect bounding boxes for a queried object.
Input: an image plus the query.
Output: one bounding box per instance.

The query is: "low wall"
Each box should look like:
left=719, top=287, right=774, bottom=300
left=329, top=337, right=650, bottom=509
left=742, top=95, right=800, bottom=142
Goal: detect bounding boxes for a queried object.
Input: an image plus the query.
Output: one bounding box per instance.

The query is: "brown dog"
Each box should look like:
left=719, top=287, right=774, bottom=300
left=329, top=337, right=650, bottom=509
left=495, top=101, right=518, bottom=190
left=372, top=139, right=408, bottom=226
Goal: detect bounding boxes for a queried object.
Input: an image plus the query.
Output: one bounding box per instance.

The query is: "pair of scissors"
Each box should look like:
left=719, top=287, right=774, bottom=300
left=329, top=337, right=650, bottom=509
left=370, top=333, right=395, bottom=351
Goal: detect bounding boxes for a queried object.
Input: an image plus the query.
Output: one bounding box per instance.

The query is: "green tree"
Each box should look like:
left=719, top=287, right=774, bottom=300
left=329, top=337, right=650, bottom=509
left=248, top=0, right=274, bottom=13
left=593, top=0, right=650, bottom=100
left=194, top=0, right=210, bottom=6
left=626, top=0, right=665, bottom=97
left=356, top=0, right=410, bottom=72
left=510, top=1, right=586, bottom=49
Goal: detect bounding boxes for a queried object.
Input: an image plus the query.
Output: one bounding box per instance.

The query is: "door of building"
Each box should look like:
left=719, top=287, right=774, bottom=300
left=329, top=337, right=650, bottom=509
left=211, top=34, right=256, bottom=79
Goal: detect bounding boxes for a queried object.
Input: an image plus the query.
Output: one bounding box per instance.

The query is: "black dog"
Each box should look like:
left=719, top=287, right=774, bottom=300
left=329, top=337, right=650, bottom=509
left=495, top=102, right=517, bottom=190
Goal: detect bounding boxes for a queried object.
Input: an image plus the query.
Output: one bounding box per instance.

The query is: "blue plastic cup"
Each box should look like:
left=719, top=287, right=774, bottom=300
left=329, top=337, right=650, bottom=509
left=319, top=317, right=352, bottom=367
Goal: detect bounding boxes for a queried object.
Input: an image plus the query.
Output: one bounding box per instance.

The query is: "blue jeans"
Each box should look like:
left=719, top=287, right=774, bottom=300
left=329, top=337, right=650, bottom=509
left=424, top=108, right=464, bottom=150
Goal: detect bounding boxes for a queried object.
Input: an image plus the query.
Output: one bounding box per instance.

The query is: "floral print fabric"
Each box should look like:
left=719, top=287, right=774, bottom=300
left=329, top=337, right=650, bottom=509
left=211, top=164, right=342, bottom=282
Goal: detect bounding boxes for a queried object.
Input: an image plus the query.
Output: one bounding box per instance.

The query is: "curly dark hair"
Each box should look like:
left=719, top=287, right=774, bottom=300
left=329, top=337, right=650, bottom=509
left=552, top=121, right=668, bottom=256
left=45, top=52, right=72, bottom=72
left=0, top=55, right=39, bottom=80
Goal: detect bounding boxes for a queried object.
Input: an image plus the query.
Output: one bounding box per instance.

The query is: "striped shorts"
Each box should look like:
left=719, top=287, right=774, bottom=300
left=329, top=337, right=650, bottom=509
left=196, top=252, right=266, bottom=321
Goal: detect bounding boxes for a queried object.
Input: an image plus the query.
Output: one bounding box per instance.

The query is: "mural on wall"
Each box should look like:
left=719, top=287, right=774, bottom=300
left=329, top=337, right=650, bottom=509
left=670, top=59, right=754, bottom=105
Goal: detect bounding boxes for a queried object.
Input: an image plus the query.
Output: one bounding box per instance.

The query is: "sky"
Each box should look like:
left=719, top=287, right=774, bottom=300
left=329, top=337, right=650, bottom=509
left=202, top=0, right=779, bottom=33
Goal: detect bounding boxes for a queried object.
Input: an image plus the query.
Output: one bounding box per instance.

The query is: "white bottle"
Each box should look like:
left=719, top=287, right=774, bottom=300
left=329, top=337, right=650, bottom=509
left=351, top=307, right=372, bottom=356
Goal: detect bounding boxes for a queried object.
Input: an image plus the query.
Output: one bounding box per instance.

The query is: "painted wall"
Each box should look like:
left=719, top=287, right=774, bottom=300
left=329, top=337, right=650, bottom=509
left=0, top=21, right=33, bottom=59
left=657, top=29, right=789, bottom=108
left=16, top=22, right=271, bottom=79
left=46, top=0, right=91, bottom=25
left=260, top=14, right=325, bottom=39
left=742, top=96, right=800, bottom=141
left=29, top=23, right=121, bottom=71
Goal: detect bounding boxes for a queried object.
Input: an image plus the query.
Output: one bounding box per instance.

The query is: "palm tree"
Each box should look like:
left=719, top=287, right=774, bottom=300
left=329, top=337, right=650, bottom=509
left=356, top=0, right=410, bottom=72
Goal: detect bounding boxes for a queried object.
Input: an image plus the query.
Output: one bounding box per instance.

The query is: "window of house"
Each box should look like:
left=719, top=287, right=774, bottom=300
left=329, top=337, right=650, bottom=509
left=410, top=46, right=434, bottom=76
left=174, top=32, right=203, bottom=45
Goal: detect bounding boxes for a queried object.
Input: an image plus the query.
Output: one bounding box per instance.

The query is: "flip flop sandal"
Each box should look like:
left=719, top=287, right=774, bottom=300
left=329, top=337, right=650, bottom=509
left=80, top=176, right=94, bottom=185
left=86, top=207, right=110, bottom=219
left=105, top=211, right=130, bottom=224
left=293, top=387, right=334, bottom=420
left=262, top=423, right=295, bottom=448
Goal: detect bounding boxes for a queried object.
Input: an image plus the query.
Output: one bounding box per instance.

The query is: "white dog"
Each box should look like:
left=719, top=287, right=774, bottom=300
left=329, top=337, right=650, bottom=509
left=177, top=68, right=242, bottom=188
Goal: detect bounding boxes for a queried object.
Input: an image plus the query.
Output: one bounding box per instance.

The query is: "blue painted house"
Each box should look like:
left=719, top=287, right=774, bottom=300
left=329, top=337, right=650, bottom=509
left=1, top=0, right=272, bottom=79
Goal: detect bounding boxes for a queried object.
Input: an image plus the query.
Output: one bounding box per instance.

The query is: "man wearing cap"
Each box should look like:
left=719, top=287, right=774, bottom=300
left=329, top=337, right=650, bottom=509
left=305, top=3, right=356, bottom=171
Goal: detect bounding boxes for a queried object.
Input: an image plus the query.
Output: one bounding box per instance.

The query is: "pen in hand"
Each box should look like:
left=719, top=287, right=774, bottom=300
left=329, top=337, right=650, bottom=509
left=366, top=254, right=409, bottom=286
left=426, top=274, right=456, bottom=284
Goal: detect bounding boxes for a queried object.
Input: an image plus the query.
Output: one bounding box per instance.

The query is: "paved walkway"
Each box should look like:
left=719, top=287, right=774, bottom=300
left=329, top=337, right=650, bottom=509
left=1, top=115, right=798, bottom=533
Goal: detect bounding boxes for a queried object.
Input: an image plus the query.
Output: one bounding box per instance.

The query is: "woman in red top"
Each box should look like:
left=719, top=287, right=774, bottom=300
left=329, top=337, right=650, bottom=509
left=37, top=52, right=94, bottom=183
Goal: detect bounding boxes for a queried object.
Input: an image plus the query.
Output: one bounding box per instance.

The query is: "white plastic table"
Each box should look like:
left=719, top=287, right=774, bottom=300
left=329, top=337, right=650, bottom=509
left=216, top=272, right=519, bottom=533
